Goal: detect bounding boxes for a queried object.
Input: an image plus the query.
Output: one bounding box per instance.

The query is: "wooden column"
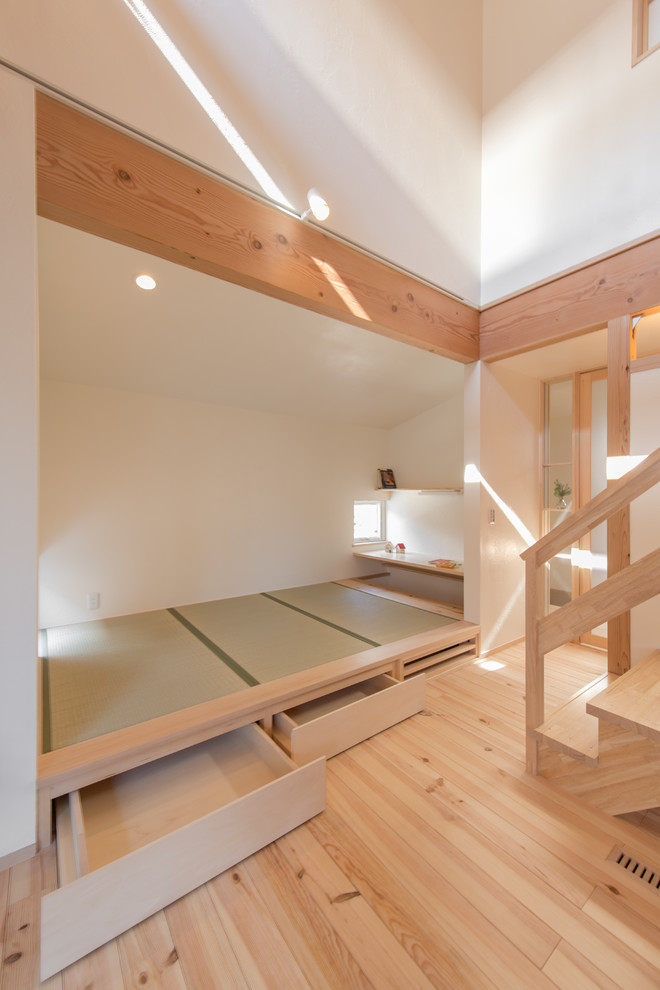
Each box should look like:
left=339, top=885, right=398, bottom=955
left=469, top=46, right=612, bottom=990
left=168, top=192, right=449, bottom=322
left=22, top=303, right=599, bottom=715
left=606, top=316, right=632, bottom=675
left=524, top=554, right=545, bottom=774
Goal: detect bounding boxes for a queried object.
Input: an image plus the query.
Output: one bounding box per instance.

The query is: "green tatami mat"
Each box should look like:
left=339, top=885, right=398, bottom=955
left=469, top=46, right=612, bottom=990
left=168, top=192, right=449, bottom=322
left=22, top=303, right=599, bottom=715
left=175, top=593, right=375, bottom=684
left=43, top=610, right=249, bottom=752
left=267, top=582, right=455, bottom=644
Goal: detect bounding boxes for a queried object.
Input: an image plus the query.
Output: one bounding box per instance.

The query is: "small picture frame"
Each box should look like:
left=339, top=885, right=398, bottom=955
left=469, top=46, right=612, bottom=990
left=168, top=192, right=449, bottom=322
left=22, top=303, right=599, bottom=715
left=378, top=468, right=397, bottom=489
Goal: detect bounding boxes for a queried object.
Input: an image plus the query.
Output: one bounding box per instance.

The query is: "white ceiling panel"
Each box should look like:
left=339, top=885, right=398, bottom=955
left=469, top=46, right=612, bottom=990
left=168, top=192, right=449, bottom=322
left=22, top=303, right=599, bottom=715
left=38, top=218, right=464, bottom=429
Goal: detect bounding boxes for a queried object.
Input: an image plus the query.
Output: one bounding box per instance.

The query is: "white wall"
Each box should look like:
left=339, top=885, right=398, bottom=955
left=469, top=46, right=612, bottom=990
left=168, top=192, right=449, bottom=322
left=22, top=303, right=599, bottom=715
left=464, top=362, right=540, bottom=652
left=631, top=368, right=660, bottom=664
left=386, top=394, right=464, bottom=491
left=39, top=381, right=388, bottom=627
left=482, top=0, right=660, bottom=303
left=0, top=69, right=38, bottom=862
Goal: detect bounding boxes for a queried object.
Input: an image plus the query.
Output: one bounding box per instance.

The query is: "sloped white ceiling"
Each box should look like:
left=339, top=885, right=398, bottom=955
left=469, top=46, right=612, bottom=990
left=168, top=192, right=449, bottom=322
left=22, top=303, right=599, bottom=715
left=38, top=219, right=464, bottom=429
left=1, top=0, right=483, bottom=303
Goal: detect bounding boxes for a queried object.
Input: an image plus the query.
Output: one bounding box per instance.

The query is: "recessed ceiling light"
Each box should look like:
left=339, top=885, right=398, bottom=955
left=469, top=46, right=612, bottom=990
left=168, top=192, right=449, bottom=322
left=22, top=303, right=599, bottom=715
left=136, top=274, right=156, bottom=290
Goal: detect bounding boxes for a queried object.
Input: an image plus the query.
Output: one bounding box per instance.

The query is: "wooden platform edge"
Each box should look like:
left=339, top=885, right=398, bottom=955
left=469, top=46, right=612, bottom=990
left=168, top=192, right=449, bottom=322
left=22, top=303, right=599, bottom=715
left=37, top=605, right=480, bottom=812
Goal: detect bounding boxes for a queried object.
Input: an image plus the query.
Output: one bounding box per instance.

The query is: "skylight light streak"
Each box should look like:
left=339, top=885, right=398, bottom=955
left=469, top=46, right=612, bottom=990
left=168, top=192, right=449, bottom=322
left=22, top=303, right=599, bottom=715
left=121, top=0, right=293, bottom=209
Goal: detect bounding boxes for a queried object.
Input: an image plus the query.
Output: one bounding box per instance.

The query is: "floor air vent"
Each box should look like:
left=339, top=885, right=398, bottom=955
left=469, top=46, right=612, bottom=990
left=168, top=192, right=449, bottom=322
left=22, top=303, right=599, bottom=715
left=609, top=846, right=660, bottom=890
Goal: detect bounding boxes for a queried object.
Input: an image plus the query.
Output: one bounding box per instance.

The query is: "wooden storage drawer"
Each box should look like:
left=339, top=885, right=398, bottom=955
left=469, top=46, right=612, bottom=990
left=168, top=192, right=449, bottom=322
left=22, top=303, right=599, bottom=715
left=272, top=673, right=425, bottom=764
left=41, top=723, right=325, bottom=980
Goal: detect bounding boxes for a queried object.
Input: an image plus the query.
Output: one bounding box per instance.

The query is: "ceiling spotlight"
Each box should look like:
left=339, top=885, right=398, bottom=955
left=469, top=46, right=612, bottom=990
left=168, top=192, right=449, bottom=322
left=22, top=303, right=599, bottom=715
left=136, top=274, right=156, bottom=290
left=302, top=187, right=330, bottom=222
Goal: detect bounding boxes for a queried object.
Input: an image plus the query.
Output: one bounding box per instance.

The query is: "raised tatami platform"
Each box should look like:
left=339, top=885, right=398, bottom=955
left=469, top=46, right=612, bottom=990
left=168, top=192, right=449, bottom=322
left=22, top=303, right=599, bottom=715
left=41, top=581, right=457, bottom=752
left=36, top=579, right=479, bottom=860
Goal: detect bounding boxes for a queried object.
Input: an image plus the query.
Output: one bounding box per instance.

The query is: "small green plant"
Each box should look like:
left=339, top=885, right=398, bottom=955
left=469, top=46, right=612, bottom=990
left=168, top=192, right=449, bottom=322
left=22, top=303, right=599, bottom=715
left=553, top=479, right=571, bottom=505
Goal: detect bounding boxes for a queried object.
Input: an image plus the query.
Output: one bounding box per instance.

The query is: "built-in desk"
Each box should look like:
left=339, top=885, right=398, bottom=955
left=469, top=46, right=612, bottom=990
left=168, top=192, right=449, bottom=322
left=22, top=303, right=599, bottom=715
left=353, top=548, right=464, bottom=578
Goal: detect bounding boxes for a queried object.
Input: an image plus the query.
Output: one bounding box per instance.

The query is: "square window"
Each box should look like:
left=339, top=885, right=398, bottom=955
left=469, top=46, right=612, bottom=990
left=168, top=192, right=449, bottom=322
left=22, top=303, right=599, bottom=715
left=353, top=500, right=385, bottom=543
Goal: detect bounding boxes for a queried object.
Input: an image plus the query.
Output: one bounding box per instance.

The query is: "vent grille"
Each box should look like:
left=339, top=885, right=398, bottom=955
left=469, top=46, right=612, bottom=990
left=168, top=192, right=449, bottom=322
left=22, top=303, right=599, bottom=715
left=609, top=846, right=660, bottom=890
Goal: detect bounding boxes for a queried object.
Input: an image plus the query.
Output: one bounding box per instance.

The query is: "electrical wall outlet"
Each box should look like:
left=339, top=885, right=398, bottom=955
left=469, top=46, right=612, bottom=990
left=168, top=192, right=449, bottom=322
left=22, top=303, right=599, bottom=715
left=86, top=592, right=100, bottom=610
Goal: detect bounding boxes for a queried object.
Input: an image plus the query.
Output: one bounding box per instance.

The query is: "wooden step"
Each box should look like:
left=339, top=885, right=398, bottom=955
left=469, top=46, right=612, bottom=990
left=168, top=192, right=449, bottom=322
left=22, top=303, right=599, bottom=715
left=533, top=672, right=619, bottom=766
left=538, top=718, right=660, bottom=815
left=587, top=649, right=660, bottom=742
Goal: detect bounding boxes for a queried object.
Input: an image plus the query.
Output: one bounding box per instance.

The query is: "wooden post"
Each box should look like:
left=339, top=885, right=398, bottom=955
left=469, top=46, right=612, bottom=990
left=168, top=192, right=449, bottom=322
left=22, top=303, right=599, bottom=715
left=525, top=555, right=545, bottom=774
left=607, top=316, right=632, bottom=675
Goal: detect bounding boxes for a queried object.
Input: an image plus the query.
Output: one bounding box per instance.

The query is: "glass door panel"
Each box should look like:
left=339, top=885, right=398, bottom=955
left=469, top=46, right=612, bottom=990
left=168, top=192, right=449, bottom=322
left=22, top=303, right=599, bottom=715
left=542, top=378, right=574, bottom=613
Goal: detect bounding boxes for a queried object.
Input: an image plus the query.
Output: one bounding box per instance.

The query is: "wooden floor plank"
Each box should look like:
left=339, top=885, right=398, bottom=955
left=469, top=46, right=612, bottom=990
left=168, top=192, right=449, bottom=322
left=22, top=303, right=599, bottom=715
left=244, top=839, right=375, bottom=990
left=60, top=940, right=124, bottom=990
left=3, top=854, right=49, bottom=990
left=0, top=863, right=10, bottom=990
left=308, top=806, right=500, bottom=990
left=117, top=911, right=186, bottom=989
left=163, top=885, right=248, bottom=990
left=583, top=885, right=660, bottom=973
left=365, top=729, right=596, bottom=909
left=329, top=746, right=561, bottom=968
left=542, top=939, right=623, bottom=990
left=207, top=864, right=312, bottom=990
left=391, top=709, right=618, bottom=859
left=385, top=713, right=660, bottom=927
left=323, top=761, right=560, bottom=989
left=275, top=826, right=437, bottom=990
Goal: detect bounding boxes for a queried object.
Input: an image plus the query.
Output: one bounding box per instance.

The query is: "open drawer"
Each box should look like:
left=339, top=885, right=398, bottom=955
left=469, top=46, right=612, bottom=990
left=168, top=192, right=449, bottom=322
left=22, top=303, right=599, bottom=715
left=272, top=673, right=425, bottom=764
left=41, top=723, right=325, bottom=980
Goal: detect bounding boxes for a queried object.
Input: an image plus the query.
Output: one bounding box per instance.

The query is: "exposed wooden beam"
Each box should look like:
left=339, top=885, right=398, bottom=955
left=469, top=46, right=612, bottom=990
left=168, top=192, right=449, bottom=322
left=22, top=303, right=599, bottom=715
left=35, top=94, right=479, bottom=364
left=479, top=233, right=660, bottom=361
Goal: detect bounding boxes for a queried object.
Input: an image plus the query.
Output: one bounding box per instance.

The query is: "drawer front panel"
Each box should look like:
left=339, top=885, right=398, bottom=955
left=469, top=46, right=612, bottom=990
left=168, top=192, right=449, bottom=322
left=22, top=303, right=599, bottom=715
left=41, top=754, right=325, bottom=980
left=274, top=674, right=425, bottom=763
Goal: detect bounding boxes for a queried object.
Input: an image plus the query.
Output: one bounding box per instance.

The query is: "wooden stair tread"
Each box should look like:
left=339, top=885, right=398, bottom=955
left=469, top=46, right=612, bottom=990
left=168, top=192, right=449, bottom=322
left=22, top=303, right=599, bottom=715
left=587, top=649, right=660, bottom=742
left=533, top=672, right=619, bottom=766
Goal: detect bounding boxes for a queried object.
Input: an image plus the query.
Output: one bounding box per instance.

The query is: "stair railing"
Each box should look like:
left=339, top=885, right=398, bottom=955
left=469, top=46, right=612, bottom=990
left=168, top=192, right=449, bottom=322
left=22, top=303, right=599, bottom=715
left=521, top=444, right=660, bottom=773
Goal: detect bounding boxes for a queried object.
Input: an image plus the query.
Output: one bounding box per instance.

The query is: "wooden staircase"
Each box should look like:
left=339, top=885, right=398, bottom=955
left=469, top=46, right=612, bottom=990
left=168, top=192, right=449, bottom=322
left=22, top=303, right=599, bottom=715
left=522, top=446, right=660, bottom=815
left=535, top=653, right=660, bottom=814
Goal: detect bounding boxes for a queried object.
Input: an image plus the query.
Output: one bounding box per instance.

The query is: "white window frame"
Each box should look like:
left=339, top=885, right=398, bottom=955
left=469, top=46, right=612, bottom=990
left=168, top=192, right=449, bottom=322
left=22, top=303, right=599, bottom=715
left=353, top=500, right=386, bottom=544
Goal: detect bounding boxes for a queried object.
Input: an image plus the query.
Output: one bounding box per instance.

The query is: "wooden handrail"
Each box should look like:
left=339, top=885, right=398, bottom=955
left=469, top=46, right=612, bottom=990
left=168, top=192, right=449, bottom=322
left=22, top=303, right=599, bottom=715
left=524, top=441, right=660, bottom=773
left=522, top=445, right=660, bottom=567
left=537, top=546, right=660, bottom=655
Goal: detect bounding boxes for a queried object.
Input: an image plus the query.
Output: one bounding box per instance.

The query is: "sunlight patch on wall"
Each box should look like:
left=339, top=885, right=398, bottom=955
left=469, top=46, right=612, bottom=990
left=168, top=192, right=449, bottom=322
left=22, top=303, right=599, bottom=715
left=463, top=464, right=535, bottom=547
left=606, top=454, right=648, bottom=480
left=481, top=577, right=526, bottom=654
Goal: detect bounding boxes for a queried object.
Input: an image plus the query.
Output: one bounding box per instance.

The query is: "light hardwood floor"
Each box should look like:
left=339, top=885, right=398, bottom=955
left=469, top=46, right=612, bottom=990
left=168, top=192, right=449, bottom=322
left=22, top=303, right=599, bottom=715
left=4, top=642, right=660, bottom=989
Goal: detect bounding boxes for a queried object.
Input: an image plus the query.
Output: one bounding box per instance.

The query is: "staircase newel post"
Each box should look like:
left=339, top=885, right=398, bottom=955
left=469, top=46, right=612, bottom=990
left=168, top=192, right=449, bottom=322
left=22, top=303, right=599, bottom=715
left=607, top=315, right=632, bottom=675
left=525, top=552, right=545, bottom=774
